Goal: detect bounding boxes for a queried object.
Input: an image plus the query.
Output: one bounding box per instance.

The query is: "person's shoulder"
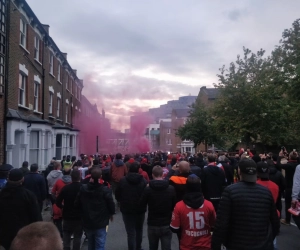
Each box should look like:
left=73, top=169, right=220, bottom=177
left=203, top=199, right=215, bottom=210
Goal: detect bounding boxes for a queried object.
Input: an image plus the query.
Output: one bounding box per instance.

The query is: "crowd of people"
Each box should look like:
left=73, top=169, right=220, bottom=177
left=0, top=148, right=299, bottom=250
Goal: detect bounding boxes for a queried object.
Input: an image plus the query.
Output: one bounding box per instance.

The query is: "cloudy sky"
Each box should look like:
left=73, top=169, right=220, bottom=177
left=26, top=0, right=300, bottom=130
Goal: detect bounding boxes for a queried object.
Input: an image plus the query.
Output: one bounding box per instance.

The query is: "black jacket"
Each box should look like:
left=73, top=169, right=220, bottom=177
left=77, top=182, right=115, bottom=229
left=23, top=172, right=47, bottom=202
left=212, top=181, right=280, bottom=250
left=0, top=183, right=42, bottom=249
left=269, top=166, right=285, bottom=194
left=19, top=167, right=29, bottom=176
left=115, top=173, right=147, bottom=214
left=190, top=165, right=202, bottom=179
left=56, top=182, right=81, bottom=220
left=140, top=180, right=176, bottom=226
left=201, top=165, right=226, bottom=200
left=169, top=171, right=191, bottom=203
left=278, top=158, right=298, bottom=189
left=218, top=161, right=234, bottom=185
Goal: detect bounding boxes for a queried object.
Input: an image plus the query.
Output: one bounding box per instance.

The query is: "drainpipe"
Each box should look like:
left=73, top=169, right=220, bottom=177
left=41, top=37, right=46, bottom=120
left=3, top=0, right=11, bottom=164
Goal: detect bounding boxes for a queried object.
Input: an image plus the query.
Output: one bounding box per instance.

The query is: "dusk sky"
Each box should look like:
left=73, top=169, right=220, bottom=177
left=27, top=0, right=300, bottom=130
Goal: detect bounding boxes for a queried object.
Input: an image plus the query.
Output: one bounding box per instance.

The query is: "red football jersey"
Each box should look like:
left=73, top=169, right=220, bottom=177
left=170, top=199, right=216, bottom=250
left=256, top=179, right=279, bottom=203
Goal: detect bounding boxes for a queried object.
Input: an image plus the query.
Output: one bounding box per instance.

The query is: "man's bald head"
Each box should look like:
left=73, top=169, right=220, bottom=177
left=178, top=161, right=190, bottom=173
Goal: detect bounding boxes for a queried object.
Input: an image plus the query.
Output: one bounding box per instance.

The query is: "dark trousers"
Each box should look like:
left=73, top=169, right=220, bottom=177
left=63, top=220, right=83, bottom=250
left=148, top=225, right=172, bottom=250
left=292, top=215, right=300, bottom=230
left=122, top=213, right=145, bottom=250
left=276, top=193, right=282, bottom=218
left=54, top=218, right=63, bottom=238
left=285, top=189, right=292, bottom=223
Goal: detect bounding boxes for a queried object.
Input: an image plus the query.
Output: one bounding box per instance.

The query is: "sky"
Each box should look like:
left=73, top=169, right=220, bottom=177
left=26, top=0, right=300, bottom=130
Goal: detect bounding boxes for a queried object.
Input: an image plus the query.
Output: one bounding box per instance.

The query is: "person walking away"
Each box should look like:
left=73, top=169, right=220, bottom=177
left=167, top=161, right=191, bottom=203
left=292, top=164, right=300, bottom=229
left=76, top=167, right=115, bottom=250
left=52, top=169, right=72, bottom=238
left=201, top=154, right=226, bottom=212
left=211, top=158, right=280, bottom=250
left=140, top=166, right=176, bottom=250
left=277, top=150, right=298, bottom=225
left=256, top=161, right=280, bottom=250
left=189, top=157, right=202, bottom=178
left=0, top=169, right=42, bottom=250
left=23, top=163, right=47, bottom=212
left=19, top=161, right=29, bottom=176
left=0, top=164, right=13, bottom=190
left=267, top=159, right=285, bottom=217
left=47, top=161, right=63, bottom=204
left=110, top=153, right=127, bottom=207
left=116, top=162, right=147, bottom=250
left=56, top=169, right=83, bottom=250
left=170, top=175, right=216, bottom=250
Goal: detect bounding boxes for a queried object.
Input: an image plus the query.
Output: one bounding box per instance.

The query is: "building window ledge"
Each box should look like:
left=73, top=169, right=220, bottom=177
left=48, top=115, right=55, bottom=119
left=57, top=80, right=62, bottom=85
left=34, top=58, right=42, bottom=66
left=49, top=73, right=55, bottom=78
left=66, top=89, right=70, bottom=93
left=19, top=44, right=30, bottom=55
left=34, top=110, right=43, bottom=115
left=57, top=118, right=62, bottom=122
left=65, top=122, right=70, bottom=125
left=18, top=104, right=29, bottom=110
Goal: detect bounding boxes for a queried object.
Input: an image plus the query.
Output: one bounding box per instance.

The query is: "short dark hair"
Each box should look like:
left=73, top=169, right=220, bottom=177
left=129, top=162, right=140, bottom=173
left=186, top=175, right=202, bottom=192
left=30, top=164, right=38, bottom=172
left=152, top=166, right=163, bottom=177
left=116, top=153, right=122, bottom=160
left=91, top=167, right=102, bottom=180
left=10, top=222, right=63, bottom=250
left=71, top=169, right=81, bottom=182
left=22, top=161, right=29, bottom=168
left=188, top=157, right=195, bottom=164
left=207, top=154, right=216, bottom=163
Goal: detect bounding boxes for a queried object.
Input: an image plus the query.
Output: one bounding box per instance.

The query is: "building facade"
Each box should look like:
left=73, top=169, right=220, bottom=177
left=6, top=0, right=83, bottom=169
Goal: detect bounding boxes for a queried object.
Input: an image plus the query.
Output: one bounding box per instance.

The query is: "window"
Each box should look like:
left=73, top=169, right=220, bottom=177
left=70, top=79, right=73, bottom=94
left=186, top=147, right=192, bottom=152
left=34, top=37, right=39, bottom=61
left=0, top=56, right=4, bottom=94
left=0, top=0, right=5, bottom=33
left=20, top=19, right=26, bottom=47
left=33, top=82, right=39, bottom=111
left=166, top=139, right=172, bottom=145
left=66, top=103, right=69, bottom=123
left=49, top=92, right=53, bottom=114
left=57, top=64, right=61, bottom=82
left=56, top=97, right=60, bottom=118
left=66, top=74, right=69, bottom=90
left=29, top=131, right=39, bottom=165
left=167, top=128, right=171, bottom=134
left=19, top=73, right=26, bottom=106
left=49, top=53, right=53, bottom=75
left=74, top=85, right=77, bottom=99
left=55, top=134, right=62, bottom=160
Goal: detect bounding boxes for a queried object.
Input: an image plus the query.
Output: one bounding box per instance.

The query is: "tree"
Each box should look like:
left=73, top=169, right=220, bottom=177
left=176, top=103, right=224, bottom=149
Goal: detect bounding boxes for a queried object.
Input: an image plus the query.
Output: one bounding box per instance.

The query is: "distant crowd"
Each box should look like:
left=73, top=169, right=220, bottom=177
left=0, top=148, right=299, bottom=250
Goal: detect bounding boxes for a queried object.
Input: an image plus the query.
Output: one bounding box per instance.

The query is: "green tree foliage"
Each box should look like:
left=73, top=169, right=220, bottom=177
left=176, top=103, right=224, bottom=149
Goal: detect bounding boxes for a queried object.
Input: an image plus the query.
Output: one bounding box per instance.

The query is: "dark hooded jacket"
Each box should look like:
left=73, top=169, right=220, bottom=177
left=77, top=182, right=115, bottom=229
left=269, top=166, right=285, bottom=194
left=110, top=159, right=127, bottom=182
left=115, top=173, right=147, bottom=214
left=201, top=164, right=226, bottom=201
left=277, top=157, right=298, bottom=189
left=0, top=183, right=42, bottom=249
left=183, top=192, right=204, bottom=209
left=140, top=179, right=176, bottom=226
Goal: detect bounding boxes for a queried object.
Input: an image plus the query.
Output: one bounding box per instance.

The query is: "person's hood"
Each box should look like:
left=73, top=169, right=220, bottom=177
left=183, top=192, right=204, bottom=209
left=205, top=165, right=223, bottom=175
left=62, top=175, right=71, bottom=184
left=49, top=170, right=62, bottom=179
left=149, top=179, right=169, bottom=191
left=269, top=166, right=277, bottom=175
left=114, top=159, right=124, bottom=167
left=85, top=182, right=103, bottom=192
left=126, top=173, right=144, bottom=184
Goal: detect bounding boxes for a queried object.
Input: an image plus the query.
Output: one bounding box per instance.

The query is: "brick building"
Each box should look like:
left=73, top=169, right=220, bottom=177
left=0, top=0, right=7, bottom=164
left=5, top=0, right=83, bottom=168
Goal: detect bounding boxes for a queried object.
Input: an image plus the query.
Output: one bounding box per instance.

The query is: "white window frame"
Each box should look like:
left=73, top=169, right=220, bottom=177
left=20, top=19, right=26, bottom=48
left=57, top=64, right=61, bottom=82
left=33, top=82, right=39, bottom=111
left=57, top=97, right=61, bottom=118
left=34, top=37, right=39, bottom=61
left=29, top=131, right=40, bottom=165
left=49, top=53, right=54, bottom=75
left=66, top=103, right=69, bottom=123
left=167, top=128, right=171, bottom=134
left=19, top=73, right=26, bottom=106
left=66, top=74, right=69, bottom=90
left=49, top=92, right=53, bottom=114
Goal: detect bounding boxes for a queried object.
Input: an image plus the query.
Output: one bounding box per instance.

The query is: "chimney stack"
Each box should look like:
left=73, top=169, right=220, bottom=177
left=42, top=24, right=50, bottom=35
left=62, top=53, right=67, bottom=59
left=73, top=69, right=77, bottom=76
